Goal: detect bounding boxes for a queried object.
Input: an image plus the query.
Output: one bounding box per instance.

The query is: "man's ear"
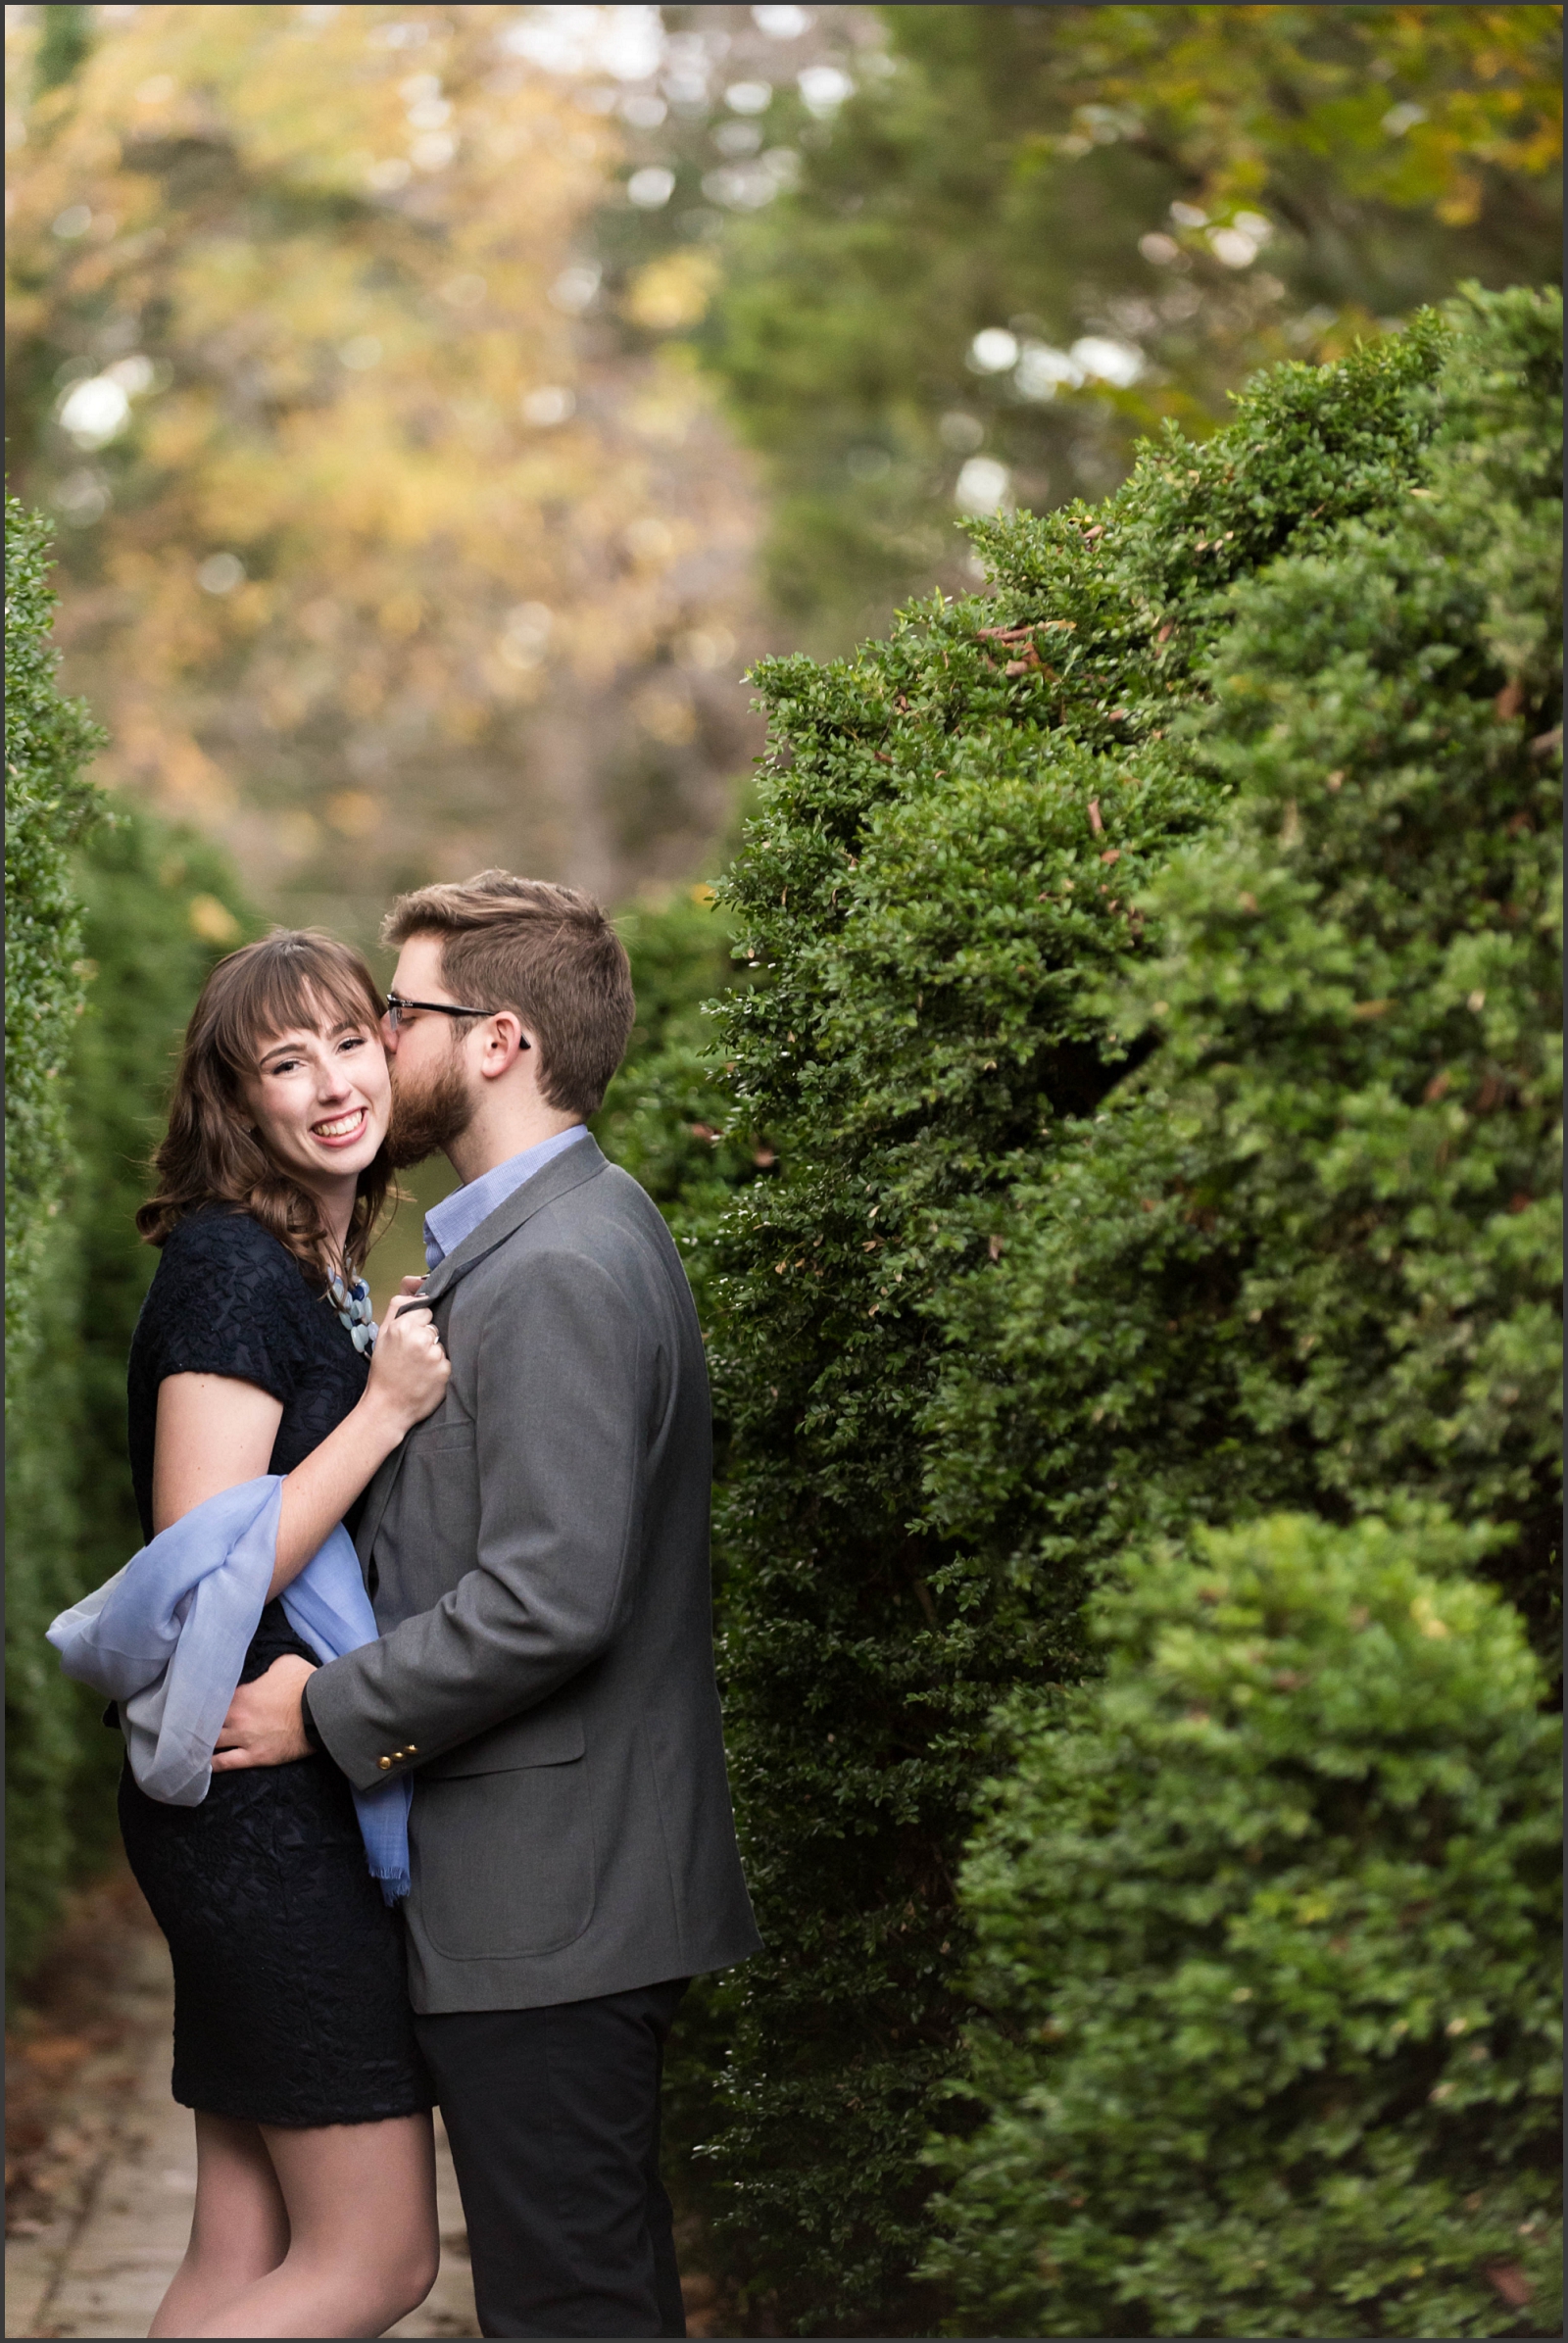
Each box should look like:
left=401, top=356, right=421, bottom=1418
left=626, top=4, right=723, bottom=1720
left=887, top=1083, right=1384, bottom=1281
left=476, top=1009, right=530, bottom=1080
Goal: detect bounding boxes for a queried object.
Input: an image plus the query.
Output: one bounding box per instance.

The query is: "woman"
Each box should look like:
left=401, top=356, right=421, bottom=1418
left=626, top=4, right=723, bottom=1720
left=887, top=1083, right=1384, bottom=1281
left=120, top=929, right=448, bottom=2339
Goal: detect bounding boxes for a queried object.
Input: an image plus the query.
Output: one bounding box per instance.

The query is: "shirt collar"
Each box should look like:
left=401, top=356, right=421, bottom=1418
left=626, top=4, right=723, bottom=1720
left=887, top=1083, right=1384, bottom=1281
left=422, top=1125, right=588, bottom=1270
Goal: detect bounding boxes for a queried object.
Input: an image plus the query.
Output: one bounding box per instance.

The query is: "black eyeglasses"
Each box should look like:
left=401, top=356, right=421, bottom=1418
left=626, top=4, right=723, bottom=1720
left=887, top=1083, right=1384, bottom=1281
left=383, top=992, right=529, bottom=1044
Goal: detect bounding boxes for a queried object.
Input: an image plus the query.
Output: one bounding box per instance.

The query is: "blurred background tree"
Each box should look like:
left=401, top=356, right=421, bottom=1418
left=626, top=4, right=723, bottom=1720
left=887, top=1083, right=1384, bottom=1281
left=7, top=5, right=1560, bottom=936
left=4, top=0, right=771, bottom=947
left=688, top=3, right=1562, bottom=642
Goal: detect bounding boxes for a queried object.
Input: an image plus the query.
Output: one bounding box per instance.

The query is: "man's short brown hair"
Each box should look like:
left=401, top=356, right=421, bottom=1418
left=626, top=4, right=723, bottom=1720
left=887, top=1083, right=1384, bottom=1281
left=383, top=871, right=635, bottom=1119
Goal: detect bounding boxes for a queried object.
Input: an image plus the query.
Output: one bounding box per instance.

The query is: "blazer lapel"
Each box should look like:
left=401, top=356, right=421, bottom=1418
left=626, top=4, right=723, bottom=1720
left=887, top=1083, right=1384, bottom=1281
left=357, top=1138, right=609, bottom=1572
left=356, top=1443, right=407, bottom=1575
left=420, top=1134, right=609, bottom=1305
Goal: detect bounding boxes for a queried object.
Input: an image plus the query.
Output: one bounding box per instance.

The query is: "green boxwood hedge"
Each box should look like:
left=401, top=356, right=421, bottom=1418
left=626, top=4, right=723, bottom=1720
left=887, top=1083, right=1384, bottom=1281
left=923, top=279, right=1561, bottom=1639
left=669, top=286, right=1559, bottom=2330
left=5, top=494, right=104, bottom=1355
left=6, top=494, right=106, bottom=1982
left=928, top=1511, right=1562, bottom=2340
left=6, top=498, right=261, bottom=1983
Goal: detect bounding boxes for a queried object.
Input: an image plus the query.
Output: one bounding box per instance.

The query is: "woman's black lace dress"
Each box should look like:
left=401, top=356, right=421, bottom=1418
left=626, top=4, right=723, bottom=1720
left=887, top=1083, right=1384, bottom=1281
left=119, top=1206, right=432, bottom=2127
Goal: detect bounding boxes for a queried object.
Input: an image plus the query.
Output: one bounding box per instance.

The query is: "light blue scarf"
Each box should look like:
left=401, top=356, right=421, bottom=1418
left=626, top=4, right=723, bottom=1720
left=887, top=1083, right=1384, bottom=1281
left=46, top=1477, right=410, bottom=1904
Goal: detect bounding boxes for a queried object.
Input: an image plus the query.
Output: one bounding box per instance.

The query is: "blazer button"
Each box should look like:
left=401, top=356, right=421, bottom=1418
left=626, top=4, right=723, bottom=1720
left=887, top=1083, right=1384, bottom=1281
left=406, top=1744, right=417, bottom=1754
left=377, top=1755, right=393, bottom=1770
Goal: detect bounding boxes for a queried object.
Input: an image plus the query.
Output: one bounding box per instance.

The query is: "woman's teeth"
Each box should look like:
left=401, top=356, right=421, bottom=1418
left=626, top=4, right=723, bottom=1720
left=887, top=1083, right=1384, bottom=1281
left=313, top=1109, right=366, bottom=1140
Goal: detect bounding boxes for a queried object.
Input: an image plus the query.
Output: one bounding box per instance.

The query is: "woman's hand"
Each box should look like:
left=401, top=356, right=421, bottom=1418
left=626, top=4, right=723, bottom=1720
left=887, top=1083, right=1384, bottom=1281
left=157, top=1284, right=452, bottom=1601
left=364, top=1289, right=451, bottom=1433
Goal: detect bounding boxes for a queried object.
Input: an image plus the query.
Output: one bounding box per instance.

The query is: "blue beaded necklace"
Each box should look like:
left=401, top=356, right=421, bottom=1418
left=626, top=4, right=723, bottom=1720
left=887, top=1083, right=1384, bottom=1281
left=327, top=1270, right=378, bottom=1355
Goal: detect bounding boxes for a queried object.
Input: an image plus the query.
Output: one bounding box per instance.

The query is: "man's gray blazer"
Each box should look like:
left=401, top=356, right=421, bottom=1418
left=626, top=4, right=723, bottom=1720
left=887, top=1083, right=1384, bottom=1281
left=306, top=1137, right=761, bottom=2014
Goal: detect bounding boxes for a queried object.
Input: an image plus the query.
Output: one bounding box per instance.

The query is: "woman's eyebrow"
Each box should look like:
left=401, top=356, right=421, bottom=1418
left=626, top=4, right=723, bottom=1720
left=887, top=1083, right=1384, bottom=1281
left=256, top=1031, right=313, bottom=1064
left=258, top=1019, right=361, bottom=1064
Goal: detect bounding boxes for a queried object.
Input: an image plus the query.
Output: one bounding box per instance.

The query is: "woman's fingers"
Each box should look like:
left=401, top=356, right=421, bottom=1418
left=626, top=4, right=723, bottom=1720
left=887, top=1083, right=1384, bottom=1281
left=386, top=1301, right=433, bottom=1333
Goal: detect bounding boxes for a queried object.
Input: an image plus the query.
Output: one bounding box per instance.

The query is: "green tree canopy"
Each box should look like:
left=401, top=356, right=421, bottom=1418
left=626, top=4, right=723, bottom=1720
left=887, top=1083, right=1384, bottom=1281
left=699, top=4, right=1562, bottom=641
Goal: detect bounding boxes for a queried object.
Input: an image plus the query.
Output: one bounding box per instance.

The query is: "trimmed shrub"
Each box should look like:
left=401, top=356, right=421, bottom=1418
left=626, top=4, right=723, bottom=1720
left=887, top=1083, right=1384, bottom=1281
left=924, top=280, right=1562, bottom=1641
left=6, top=494, right=105, bottom=1983
left=58, top=810, right=263, bottom=1871
left=5, top=494, right=103, bottom=1353
left=680, top=287, right=1559, bottom=2329
left=5, top=499, right=258, bottom=1979
left=8, top=802, right=268, bottom=1983
left=595, top=885, right=761, bottom=1328
left=927, top=1512, right=1563, bottom=2340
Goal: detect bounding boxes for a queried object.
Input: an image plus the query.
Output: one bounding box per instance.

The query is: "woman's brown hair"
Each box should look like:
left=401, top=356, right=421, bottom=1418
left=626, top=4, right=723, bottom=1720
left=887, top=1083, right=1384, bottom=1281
left=136, top=931, right=392, bottom=1282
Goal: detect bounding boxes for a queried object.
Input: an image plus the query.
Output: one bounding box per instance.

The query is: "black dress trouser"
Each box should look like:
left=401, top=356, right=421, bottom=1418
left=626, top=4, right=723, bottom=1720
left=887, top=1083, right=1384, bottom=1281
left=415, top=1978, right=689, bottom=2340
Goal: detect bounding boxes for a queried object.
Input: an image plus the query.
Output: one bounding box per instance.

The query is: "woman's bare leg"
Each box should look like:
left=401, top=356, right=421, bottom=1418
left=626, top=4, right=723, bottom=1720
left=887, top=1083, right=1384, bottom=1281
left=149, top=2112, right=289, bottom=2337
left=178, top=2109, right=439, bottom=2339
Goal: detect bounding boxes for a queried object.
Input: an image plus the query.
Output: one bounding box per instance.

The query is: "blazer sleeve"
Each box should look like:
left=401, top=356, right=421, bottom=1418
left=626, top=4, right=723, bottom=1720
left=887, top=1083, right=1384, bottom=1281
left=304, top=1248, right=647, bottom=1788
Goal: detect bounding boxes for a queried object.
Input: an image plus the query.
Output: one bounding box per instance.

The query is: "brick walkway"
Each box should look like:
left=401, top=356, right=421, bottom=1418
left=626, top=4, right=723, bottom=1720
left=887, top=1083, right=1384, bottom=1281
left=7, top=1871, right=727, bottom=2339
left=6, top=1880, right=477, bottom=2339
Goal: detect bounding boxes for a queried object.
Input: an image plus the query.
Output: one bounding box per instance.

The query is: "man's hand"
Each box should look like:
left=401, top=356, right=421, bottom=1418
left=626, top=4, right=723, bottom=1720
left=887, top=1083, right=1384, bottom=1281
left=212, top=1654, right=317, bottom=1770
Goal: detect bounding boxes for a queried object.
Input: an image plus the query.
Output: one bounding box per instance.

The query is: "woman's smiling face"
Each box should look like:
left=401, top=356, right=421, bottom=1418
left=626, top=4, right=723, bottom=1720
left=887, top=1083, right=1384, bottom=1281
left=240, top=1004, right=391, bottom=1198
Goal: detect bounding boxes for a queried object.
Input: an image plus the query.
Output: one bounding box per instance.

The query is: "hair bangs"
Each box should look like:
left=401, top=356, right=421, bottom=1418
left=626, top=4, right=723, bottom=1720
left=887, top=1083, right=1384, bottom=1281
left=208, top=933, right=383, bottom=1083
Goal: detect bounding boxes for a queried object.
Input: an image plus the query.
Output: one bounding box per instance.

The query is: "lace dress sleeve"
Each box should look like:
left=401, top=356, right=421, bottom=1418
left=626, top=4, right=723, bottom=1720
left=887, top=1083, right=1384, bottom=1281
left=137, top=1210, right=316, bottom=1405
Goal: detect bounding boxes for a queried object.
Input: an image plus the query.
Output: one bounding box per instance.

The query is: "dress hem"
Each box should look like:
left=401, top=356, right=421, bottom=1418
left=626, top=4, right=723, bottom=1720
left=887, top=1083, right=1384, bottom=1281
left=172, top=2087, right=435, bottom=2128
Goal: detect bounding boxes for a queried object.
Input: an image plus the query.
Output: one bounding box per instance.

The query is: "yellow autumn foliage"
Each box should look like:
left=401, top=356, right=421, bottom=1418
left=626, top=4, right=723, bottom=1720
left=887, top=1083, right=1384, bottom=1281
left=5, top=2, right=762, bottom=938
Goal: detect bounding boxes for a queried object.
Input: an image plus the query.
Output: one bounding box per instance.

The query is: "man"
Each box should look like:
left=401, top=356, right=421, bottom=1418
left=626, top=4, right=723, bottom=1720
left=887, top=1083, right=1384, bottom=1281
left=217, top=871, right=760, bottom=2339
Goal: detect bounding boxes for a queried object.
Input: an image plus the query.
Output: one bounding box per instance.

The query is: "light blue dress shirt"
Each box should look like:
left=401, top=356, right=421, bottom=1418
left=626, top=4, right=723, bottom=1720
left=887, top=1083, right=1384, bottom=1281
left=422, top=1123, right=588, bottom=1270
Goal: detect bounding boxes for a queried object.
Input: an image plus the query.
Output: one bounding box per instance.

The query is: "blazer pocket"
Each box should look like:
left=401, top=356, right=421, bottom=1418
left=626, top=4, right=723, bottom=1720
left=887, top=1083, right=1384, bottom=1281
left=412, top=1763, right=595, bottom=1959
left=415, top=1421, right=476, bottom=1454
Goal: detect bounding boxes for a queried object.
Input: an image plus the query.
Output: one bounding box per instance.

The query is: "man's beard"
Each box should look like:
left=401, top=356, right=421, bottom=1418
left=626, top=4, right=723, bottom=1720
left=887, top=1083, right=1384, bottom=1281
left=386, top=1048, right=476, bottom=1169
